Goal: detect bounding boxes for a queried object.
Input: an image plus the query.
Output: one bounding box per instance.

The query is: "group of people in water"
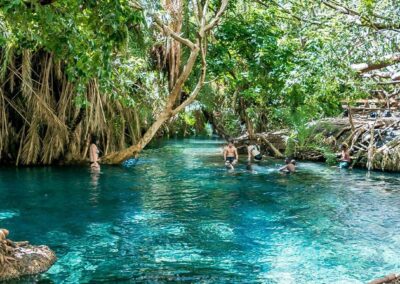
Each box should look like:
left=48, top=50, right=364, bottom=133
left=89, top=134, right=351, bottom=173
left=223, top=139, right=351, bottom=172
left=223, top=139, right=296, bottom=173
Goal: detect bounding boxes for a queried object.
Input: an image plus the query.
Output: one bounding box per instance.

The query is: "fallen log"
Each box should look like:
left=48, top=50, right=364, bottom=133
left=234, top=131, right=288, bottom=158
left=255, top=133, right=284, bottom=158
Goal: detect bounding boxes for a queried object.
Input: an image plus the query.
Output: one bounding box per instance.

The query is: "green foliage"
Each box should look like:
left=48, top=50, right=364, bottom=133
left=200, top=0, right=400, bottom=140
left=0, top=0, right=145, bottom=85
left=2, top=0, right=400, bottom=145
left=323, top=148, right=338, bottom=166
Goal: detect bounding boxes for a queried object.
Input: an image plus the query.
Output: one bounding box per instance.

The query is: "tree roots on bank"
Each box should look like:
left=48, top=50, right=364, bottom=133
left=234, top=117, right=400, bottom=172
left=314, top=117, right=400, bottom=171
left=0, top=228, right=56, bottom=281
left=0, top=50, right=145, bottom=166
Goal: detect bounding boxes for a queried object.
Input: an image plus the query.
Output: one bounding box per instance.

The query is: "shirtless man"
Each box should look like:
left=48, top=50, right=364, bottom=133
left=279, top=158, right=296, bottom=173
left=223, top=140, right=239, bottom=170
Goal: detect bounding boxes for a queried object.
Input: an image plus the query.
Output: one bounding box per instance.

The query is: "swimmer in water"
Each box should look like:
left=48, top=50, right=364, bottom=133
left=338, top=143, right=351, bottom=169
left=279, top=158, right=296, bottom=173
left=223, top=139, right=239, bottom=170
left=245, top=141, right=263, bottom=162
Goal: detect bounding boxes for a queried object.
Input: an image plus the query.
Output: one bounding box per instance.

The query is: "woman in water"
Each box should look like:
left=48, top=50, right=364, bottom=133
left=338, top=143, right=351, bottom=169
left=89, top=135, right=101, bottom=170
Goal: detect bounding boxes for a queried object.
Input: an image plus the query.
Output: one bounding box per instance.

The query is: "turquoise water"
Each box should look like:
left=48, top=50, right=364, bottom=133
left=1, top=138, right=400, bottom=283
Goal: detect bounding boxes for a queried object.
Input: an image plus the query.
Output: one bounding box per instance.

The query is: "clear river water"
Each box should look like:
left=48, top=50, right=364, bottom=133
left=1, top=138, right=400, bottom=283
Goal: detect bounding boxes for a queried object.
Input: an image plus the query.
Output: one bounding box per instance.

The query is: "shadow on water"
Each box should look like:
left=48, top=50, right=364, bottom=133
left=1, top=138, right=400, bottom=283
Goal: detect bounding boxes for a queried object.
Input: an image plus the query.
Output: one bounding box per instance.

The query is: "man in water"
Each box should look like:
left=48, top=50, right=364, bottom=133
left=245, top=141, right=262, bottom=162
left=223, top=140, right=239, bottom=170
left=279, top=158, right=296, bottom=173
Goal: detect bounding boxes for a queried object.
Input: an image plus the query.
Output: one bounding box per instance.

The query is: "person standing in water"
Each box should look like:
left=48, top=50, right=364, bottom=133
left=338, top=143, right=351, bottom=169
left=89, top=135, right=101, bottom=171
left=223, top=139, right=239, bottom=170
left=245, top=141, right=262, bottom=162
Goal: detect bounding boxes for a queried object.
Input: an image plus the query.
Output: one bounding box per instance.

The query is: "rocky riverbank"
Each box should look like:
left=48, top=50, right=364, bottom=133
left=0, top=229, right=56, bottom=281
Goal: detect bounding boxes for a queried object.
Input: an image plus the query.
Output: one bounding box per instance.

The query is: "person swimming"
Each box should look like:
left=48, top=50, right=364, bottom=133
left=338, top=143, right=351, bottom=169
left=245, top=141, right=262, bottom=162
left=279, top=158, right=296, bottom=173
left=223, top=139, right=239, bottom=170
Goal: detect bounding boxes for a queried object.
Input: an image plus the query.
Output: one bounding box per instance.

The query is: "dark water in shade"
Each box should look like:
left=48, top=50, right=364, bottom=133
left=1, top=138, right=400, bottom=283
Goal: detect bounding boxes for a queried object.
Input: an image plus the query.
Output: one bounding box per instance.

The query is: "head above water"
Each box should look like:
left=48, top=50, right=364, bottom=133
left=91, top=134, right=99, bottom=145
left=341, top=143, right=348, bottom=150
left=285, top=157, right=291, bottom=164
left=228, top=139, right=234, bottom=147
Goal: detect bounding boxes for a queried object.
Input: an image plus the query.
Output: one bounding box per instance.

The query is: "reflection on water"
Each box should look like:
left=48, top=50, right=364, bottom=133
left=90, top=169, right=100, bottom=204
left=1, top=138, right=400, bottom=283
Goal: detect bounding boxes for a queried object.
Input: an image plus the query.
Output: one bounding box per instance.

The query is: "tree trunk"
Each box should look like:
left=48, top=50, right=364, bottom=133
left=348, top=102, right=355, bottom=132
left=100, top=0, right=229, bottom=164
left=101, top=111, right=171, bottom=164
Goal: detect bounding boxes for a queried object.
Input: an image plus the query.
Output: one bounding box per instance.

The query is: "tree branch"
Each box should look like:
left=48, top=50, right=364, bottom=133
left=153, top=16, right=196, bottom=50
left=322, top=0, right=400, bottom=31
left=204, top=0, right=228, bottom=32
left=172, top=38, right=207, bottom=115
left=166, top=44, right=200, bottom=110
left=255, top=0, right=323, bottom=26
left=351, top=53, right=400, bottom=73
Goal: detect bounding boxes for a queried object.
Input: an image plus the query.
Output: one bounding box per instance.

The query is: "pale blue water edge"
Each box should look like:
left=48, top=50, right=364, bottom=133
left=1, top=138, right=400, bottom=283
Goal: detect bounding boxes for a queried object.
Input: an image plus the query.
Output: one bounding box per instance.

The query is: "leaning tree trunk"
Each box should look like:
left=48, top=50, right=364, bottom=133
left=101, top=111, right=172, bottom=163
left=101, top=0, right=229, bottom=164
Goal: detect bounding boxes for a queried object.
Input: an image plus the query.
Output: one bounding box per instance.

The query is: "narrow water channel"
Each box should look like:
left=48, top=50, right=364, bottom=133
left=1, top=138, right=400, bottom=283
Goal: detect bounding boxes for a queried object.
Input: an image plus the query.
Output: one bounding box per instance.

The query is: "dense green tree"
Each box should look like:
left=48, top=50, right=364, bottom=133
left=1, top=0, right=400, bottom=165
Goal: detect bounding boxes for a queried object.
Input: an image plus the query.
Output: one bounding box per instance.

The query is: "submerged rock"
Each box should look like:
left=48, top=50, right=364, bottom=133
left=368, top=274, right=400, bottom=284
left=0, top=229, right=56, bottom=281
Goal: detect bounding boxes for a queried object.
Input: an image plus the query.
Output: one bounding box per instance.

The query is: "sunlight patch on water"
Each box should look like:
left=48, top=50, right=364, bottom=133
left=154, top=245, right=203, bottom=263
left=130, top=210, right=168, bottom=223
left=199, top=222, right=235, bottom=241
left=0, top=210, right=19, bottom=220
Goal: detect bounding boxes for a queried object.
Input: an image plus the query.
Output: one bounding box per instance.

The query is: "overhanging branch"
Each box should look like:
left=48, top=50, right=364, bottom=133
left=322, top=0, right=400, bottom=31
left=351, top=54, right=400, bottom=73
left=153, top=16, right=196, bottom=50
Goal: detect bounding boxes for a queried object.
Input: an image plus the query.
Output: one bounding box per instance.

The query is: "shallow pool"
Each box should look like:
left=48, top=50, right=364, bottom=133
left=1, top=138, right=400, bottom=283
